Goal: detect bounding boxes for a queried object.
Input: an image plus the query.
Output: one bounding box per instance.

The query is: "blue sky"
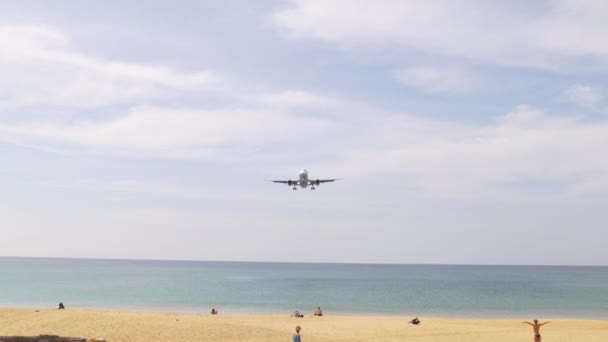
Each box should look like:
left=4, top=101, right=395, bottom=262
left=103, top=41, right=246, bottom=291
left=1, top=0, right=608, bottom=265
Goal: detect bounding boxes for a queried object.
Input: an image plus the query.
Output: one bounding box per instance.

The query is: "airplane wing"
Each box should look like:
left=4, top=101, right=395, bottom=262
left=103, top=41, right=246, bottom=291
left=266, top=180, right=298, bottom=184
left=315, top=178, right=343, bottom=183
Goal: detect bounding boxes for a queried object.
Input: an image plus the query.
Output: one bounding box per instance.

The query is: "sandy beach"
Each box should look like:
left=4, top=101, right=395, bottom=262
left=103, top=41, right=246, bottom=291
left=1, top=308, right=607, bottom=342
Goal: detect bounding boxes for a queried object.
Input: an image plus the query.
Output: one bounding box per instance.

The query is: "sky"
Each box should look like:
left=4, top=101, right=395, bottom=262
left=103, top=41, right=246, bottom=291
left=1, top=0, right=608, bottom=265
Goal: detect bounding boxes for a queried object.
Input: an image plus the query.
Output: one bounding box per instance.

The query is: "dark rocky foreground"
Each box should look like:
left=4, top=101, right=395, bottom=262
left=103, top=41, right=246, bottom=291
left=0, top=336, right=90, bottom=342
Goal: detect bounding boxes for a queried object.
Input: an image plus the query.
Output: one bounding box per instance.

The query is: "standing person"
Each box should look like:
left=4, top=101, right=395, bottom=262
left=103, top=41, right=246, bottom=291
left=523, top=319, right=551, bottom=342
left=292, top=325, right=302, bottom=342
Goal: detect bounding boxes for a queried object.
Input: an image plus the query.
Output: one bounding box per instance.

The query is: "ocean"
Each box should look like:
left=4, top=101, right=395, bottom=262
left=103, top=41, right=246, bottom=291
left=1, top=257, right=607, bottom=318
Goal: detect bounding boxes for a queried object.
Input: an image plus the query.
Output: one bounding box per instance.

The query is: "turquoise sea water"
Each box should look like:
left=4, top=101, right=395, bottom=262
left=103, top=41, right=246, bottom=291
left=1, top=257, right=607, bottom=318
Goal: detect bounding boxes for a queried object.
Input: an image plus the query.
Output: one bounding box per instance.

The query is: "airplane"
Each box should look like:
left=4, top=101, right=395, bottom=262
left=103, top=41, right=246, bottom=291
left=266, top=169, right=342, bottom=190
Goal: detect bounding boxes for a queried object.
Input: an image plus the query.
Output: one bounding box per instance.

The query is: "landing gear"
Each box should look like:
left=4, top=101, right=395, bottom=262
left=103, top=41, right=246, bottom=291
left=292, top=187, right=297, bottom=191
left=311, top=186, right=316, bottom=190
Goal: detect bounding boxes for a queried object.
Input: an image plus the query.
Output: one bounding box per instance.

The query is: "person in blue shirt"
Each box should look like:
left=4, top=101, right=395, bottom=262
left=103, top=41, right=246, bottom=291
left=292, top=325, right=302, bottom=342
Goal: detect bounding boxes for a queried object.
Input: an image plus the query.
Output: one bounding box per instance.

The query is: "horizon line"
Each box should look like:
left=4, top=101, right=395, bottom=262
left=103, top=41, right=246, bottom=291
left=1, top=255, right=606, bottom=267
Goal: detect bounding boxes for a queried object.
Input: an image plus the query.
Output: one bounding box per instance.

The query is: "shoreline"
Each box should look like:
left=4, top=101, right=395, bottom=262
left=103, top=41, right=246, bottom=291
left=3, top=305, right=608, bottom=321
left=1, top=308, right=607, bottom=341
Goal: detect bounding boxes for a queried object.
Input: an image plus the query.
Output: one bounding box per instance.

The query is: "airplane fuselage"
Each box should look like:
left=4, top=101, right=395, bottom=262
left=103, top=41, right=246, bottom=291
left=298, top=169, right=309, bottom=188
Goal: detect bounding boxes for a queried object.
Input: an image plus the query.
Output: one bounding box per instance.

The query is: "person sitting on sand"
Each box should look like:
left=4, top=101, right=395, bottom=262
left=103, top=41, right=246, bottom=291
left=409, top=317, right=420, bottom=325
left=523, top=319, right=551, bottom=342
left=314, top=307, right=323, bottom=316
left=293, top=325, right=302, bottom=342
left=57, top=302, right=65, bottom=310
left=291, top=310, right=304, bottom=318
left=210, top=308, right=218, bottom=315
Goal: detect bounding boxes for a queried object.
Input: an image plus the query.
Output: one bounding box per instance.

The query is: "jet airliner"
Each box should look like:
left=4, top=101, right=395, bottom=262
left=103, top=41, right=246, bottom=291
left=267, top=169, right=342, bottom=190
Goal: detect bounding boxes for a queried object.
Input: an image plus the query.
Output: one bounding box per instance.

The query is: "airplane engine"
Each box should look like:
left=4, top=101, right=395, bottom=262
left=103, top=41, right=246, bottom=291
left=287, top=180, right=293, bottom=186
left=315, top=179, right=320, bottom=186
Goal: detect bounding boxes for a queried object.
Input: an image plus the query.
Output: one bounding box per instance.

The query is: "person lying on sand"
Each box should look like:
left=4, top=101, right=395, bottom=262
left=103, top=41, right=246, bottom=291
left=409, top=317, right=420, bottom=325
left=523, top=319, right=551, bottom=342
left=314, top=307, right=323, bottom=316
left=291, top=310, right=304, bottom=318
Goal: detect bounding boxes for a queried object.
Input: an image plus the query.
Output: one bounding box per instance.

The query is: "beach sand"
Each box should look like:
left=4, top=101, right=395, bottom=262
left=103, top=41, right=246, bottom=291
left=1, top=308, right=607, bottom=341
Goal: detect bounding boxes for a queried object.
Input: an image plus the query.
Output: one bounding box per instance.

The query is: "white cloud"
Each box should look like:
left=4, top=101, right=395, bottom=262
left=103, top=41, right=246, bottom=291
left=256, top=90, right=336, bottom=107
left=565, top=84, right=602, bottom=109
left=345, top=105, right=608, bottom=198
left=394, top=66, right=475, bottom=94
left=0, top=26, right=219, bottom=109
left=0, top=104, right=335, bottom=159
left=274, top=0, right=608, bottom=70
